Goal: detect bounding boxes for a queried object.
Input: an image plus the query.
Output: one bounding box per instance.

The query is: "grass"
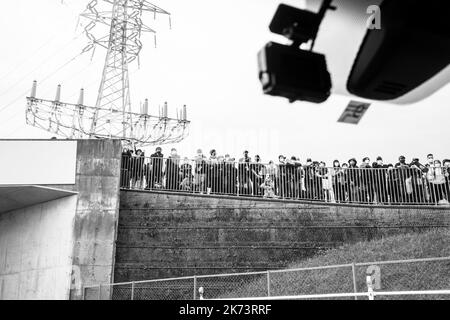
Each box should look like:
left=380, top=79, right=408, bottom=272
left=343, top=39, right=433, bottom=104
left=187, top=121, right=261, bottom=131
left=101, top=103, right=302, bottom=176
left=213, top=228, right=450, bottom=300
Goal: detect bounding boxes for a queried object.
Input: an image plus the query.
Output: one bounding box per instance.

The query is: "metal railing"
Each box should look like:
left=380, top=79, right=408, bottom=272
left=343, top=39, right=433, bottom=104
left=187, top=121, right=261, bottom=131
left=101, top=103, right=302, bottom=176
left=120, top=155, right=450, bottom=206
left=83, top=256, right=450, bottom=300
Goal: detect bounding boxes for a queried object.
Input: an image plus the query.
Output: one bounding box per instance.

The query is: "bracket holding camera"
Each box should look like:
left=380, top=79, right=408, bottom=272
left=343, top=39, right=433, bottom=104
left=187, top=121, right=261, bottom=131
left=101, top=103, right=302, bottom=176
left=269, top=0, right=336, bottom=49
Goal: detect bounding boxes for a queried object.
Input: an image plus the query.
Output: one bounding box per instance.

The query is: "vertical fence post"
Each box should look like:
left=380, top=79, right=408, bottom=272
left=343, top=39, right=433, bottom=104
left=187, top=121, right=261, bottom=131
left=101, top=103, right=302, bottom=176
left=351, top=263, right=358, bottom=300
left=98, top=284, right=102, bottom=300
left=366, top=276, right=375, bottom=300
left=131, top=281, right=135, bottom=300
left=267, top=271, right=271, bottom=297
left=193, top=276, right=197, bottom=300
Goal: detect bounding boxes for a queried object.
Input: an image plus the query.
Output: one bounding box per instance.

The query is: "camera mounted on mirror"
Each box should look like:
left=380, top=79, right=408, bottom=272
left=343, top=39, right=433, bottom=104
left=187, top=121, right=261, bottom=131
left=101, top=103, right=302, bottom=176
left=258, top=1, right=335, bottom=103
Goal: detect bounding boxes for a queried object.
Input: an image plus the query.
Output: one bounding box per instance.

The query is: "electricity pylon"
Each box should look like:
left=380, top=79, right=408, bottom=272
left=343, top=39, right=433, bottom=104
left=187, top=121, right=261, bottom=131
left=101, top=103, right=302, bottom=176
left=26, top=0, right=190, bottom=146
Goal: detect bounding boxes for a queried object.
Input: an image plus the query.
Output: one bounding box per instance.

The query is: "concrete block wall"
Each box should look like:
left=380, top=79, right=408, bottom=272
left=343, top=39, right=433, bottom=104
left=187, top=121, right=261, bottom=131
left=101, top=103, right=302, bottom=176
left=115, top=191, right=450, bottom=282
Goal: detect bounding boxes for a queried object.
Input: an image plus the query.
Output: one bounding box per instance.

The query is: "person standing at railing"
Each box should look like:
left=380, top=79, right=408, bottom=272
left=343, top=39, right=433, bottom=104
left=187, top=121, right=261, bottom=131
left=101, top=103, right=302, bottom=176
left=194, top=149, right=207, bottom=194
left=427, top=160, right=448, bottom=204
left=264, top=160, right=278, bottom=196
left=303, top=159, right=315, bottom=200
left=120, top=148, right=133, bottom=189
left=250, top=155, right=264, bottom=196
left=224, top=156, right=238, bottom=195
left=131, top=149, right=145, bottom=189
left=277, top=155, right=287, bottom=198
left=216, top=156, right=226, bottom=194
left=293, top=157, right=303, bottom=199
left=238, top=151, right=252, bottom=196
left=206, top=149, right=218, bottom=194
left=386, top=164, right=399, bottom=204
left=347, top=158, right=360, bottom=203
left=150, top=147, right=164, bottom=189
left=341, top=163, right=350, bottom=202
left=316, top=162, right=330, bottom=202
left=409, top=158, right=426, bottom=204
left=372, top=157, right=389, bottom=204
left=285, top=157, right=297, bottom=199
left=180, top=157, right=193, bottom=191
left=166, top=148, right=181, bottom=191
left=395, top=156, right=410, bottom=203
left=360, top=157, right=375, bottom=204
left=331, top=160, right=345, bottom=203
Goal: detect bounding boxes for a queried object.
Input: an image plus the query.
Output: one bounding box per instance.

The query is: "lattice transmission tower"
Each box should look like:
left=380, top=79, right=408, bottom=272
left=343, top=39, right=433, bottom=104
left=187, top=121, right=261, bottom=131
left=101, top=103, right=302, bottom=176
left=26, top=0, right=190, bottom=146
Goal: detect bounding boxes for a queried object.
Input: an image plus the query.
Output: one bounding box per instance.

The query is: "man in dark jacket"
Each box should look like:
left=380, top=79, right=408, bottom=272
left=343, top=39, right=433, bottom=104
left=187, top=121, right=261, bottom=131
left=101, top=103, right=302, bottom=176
left=394, top=156, right=410, bottom=203
left=372, top=156, right=388, bottom=203
left=347, top=158, right=360, bottom=202
left=121, top=148, right=133, bottom=189
left=150, top=147, right=164, bottom=189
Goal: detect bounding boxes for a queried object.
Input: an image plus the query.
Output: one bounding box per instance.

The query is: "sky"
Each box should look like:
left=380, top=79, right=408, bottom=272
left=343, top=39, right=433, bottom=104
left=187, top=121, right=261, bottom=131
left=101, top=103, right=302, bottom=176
left=0, top=0, right=449, bottom=165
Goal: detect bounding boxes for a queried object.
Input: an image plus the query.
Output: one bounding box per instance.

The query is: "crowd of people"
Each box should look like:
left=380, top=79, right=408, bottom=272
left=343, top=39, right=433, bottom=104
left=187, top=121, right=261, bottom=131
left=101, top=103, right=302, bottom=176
left=120, top=147, right=450, bottom=205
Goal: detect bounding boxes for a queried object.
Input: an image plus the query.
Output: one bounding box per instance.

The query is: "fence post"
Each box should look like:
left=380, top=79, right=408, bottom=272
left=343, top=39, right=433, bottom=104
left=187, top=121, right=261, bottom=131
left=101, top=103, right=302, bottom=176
left=131, top=281, right=135, bottom=300
left=81, top=285, right=85, bottom=300
left=98, top=284, right=102, bottom=300
left=366, top=276, right=375, bottom=300
left=267, top=271, right=271, bottom=297
left=351, top=263, right=358, bottom=300
left=193, top=276, right=197, bottom=300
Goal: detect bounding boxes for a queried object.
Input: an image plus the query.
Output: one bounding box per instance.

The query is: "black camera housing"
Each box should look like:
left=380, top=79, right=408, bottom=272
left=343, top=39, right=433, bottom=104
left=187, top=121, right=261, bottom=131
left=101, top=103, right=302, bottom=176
left=258, top=42, right=331, bottom=103
left=258, top=3, right=334, bottom=103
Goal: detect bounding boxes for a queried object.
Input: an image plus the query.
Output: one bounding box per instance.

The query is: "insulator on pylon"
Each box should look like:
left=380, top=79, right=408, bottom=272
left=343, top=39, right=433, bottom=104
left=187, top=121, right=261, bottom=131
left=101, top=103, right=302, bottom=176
left=182, top=105, right=187, bottom=121
left=141, top=99, right=149, bottom=115
left=78, top=88, right=84, bottom=105
left=163, top=102, right=168, bottom=118
left=55, top=84, right=61, bottom=103
left=30, top=80, right=37, bottom=99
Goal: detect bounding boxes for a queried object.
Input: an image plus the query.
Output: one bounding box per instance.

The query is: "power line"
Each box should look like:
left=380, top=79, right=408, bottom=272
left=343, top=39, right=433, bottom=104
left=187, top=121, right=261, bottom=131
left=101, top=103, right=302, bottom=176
left=0, top=33, right=84, bottom=98
left=0, top=32, right=61, bottom=83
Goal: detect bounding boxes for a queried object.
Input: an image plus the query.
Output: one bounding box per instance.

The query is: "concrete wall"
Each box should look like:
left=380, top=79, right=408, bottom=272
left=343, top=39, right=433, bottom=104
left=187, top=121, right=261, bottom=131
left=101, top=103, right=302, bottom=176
left=64, top=140, right=122, bottom=299
left=0, top=195, right=77, bottom=300
left=115, top=191, right=450, bottom=282
left=32, top=139, right=123, bottom=299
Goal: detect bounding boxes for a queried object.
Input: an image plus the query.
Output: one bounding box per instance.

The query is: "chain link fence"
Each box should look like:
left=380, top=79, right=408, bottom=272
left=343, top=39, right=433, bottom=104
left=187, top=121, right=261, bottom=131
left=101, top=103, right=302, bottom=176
left=83, top=256, right=450, bottom=300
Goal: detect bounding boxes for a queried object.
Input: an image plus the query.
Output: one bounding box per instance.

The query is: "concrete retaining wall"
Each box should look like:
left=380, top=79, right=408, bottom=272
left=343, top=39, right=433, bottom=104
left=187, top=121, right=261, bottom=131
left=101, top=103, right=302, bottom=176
left=37, top=139, right=123, bottom=299
left=115, top=191, right=450, bottom=282
left=0, top=196, right=77, bottom=300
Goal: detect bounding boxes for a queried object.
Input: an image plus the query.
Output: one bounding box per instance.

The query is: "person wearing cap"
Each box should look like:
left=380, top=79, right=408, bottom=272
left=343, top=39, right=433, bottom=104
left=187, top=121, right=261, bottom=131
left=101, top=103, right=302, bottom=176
left=149, top=147, right=164, bottom=189
left=372, top=156, right=388, bottom=203
left=130, top=148, right=145, bottom=189
left=347, top=158, right=360, bottom=203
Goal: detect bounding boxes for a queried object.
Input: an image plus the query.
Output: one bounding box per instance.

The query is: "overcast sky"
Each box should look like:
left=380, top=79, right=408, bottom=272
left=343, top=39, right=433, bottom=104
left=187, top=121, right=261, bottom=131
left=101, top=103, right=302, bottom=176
left=0, top=0, right=449, bottom=165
